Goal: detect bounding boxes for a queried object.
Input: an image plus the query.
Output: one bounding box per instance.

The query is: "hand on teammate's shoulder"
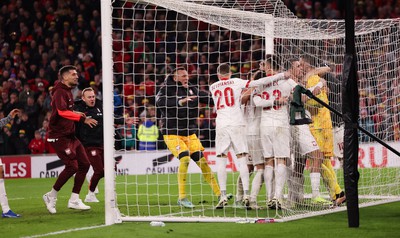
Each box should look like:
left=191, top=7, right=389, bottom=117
left=283, top=71, right=291, bottom=79
left=74, top=111, right=86, bottom=118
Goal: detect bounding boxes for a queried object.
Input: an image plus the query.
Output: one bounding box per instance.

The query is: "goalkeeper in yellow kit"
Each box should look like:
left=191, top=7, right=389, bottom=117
left=302, top=58, right=346, bottom=206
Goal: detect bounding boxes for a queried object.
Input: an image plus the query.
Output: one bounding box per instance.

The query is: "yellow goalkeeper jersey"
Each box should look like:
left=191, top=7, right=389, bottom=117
left=305, top=74, right=333, bottom=130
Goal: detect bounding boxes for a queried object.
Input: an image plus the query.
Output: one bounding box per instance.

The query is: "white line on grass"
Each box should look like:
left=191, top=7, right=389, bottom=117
left=21, top=224, right=108, bottom=238
left=8, top=197, right=25, bottom=200
left=9, top=195, right=71, bottom=201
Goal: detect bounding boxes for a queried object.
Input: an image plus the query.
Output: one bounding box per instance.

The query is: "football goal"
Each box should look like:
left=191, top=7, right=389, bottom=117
left=101, top=0, right=400, bottom=224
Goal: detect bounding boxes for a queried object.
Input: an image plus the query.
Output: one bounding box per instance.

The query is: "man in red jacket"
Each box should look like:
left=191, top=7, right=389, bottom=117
left=42, top=65, right=97, bottom=214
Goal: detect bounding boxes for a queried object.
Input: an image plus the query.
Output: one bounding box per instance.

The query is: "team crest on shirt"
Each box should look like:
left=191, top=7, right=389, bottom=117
left=65, top=148, right=72, bottom=155
left=97, top=108, right=102, bottom=116
left=91, top=150, right=97, bottom=156
left=312, top=141, right=318, bottom=146
left=175, top=145, right=180, bottom=151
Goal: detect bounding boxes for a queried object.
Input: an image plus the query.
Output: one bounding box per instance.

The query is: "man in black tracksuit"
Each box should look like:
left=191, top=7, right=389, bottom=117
left=156, top=67, right=221, bottom=208
left=74, top=87, right=137, bottom=203
left=74, top=87, right=105, bottom=203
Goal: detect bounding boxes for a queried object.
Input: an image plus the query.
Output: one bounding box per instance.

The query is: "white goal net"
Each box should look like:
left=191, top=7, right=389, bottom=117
left=103, top=0, right=400, bottom=223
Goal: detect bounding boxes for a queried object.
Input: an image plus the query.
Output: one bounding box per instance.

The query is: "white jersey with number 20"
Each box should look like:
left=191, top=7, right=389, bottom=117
left=210, top=73, right=285, bottom=129
left=210, top=78, right=249, bottom=129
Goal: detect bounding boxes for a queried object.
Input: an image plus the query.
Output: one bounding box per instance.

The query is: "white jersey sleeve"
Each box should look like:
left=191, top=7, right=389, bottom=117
left=248, top=73, right=285, bottom=88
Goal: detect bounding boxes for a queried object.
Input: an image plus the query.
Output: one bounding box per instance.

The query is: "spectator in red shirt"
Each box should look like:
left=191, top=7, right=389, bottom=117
left=138, top=75, right=156, bottom=96
left=29, top=130, right=45, bottom=154
left=123, top=75, right=136, bottom=99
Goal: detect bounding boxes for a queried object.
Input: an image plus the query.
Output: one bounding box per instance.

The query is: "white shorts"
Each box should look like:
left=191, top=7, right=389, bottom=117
left=216, top=126, right=248, bottom=156
left=260, top=124, right=291, bottom=158
left=247, top=135, right=263, bottom=165
left=333, top=124, right=344, bottom=158
left=291, top=124, right=319, bottom=156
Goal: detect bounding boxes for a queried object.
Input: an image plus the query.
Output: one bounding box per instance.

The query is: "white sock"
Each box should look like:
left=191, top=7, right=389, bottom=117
left=274, top=164, right=288, bottom=201
left=86, top=174, right=92, bottom=183
left=0, top=179, right=10, bottom=213
left=50, top=188, right=58, bottom=198
left=236, top=176, right=243, bottom=202
left=217, top=157, right=227, bottom=192
left=264, top=166, right=274, bottom=201
left=70, top=193, right=79, bottom=201
left=310, top=172, right=321, bottom=198
left=250, top=169, right=263, bottom=202
left=237, top=158, right=250, bottom=195
left=290, top=175, right=304, bottom=201
left=298, top=175, right=304, bottom=196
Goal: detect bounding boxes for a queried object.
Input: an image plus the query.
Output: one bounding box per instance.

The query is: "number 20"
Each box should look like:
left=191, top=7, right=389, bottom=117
left=214, top=87, right=235, bottom=110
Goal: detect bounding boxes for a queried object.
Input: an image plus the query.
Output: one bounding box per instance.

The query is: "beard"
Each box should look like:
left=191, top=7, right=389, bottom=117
left=68, top=82, right=78, bottom=88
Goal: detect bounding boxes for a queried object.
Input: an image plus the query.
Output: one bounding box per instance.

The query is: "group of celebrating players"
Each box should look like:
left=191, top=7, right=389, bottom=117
left=156, top=55, right=346, bottom=210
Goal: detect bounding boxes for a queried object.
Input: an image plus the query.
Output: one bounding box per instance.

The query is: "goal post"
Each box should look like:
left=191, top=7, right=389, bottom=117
left=102, top=0, right=400, bottom=224
left=101, top=0, right=122, bottom=225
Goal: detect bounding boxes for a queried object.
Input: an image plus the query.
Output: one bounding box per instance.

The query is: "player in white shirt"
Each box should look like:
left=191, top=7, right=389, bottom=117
left=238, top=57, right=283, bottom=209
left=234, top=69, right=265, bottom=209
left=252, top=61, right=297, bottom=209
left=210, top=63, right=288, bottom=209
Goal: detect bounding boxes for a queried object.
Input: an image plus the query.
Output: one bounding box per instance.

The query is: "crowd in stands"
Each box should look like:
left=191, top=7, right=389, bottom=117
left=0, top=0, right=398, bottom=155
left=284, top=0, right=400, bottom=19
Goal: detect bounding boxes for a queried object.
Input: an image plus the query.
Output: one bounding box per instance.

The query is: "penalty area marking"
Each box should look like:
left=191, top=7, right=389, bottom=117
left=21, top=224, right=108, bottom=238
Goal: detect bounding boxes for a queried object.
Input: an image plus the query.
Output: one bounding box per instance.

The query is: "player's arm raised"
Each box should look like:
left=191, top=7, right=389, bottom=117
left=313, top=66, right=331, bottom=76
left=248, top=72, right=289, bottom=88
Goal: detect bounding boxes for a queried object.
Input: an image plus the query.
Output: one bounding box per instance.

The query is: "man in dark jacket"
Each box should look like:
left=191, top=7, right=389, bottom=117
left=156, top=67, right=221, bottom=208
left=74, top=87, right=104, bottom=203
left=74, top=87, right=137, bottom=202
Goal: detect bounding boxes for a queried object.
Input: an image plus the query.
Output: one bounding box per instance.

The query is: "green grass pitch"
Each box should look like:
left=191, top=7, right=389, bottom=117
left=1, top=173, right=399, bottom=238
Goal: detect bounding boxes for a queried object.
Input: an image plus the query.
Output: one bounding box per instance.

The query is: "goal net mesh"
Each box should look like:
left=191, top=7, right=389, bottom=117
left=109, top=0, right=400, bottom=222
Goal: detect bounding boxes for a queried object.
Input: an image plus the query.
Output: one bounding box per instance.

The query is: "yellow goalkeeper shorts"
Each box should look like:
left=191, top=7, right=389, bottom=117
left=310, top=128, right=334, bottom=157
left=163, top=134, right=204, bottom=157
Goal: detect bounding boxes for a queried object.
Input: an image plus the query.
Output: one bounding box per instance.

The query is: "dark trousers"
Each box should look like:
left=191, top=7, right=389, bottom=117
left=50, top=136, right=90, bottom=194
left=85, top=147, right=104, bottom=192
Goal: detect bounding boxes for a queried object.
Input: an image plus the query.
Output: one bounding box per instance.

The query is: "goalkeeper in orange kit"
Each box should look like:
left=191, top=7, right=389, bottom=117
left=302, top=57, right=346, bottom=206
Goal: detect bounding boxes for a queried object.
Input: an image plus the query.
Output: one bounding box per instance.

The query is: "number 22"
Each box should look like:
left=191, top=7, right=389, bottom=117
left=261, top=89, right=282, bottom=109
